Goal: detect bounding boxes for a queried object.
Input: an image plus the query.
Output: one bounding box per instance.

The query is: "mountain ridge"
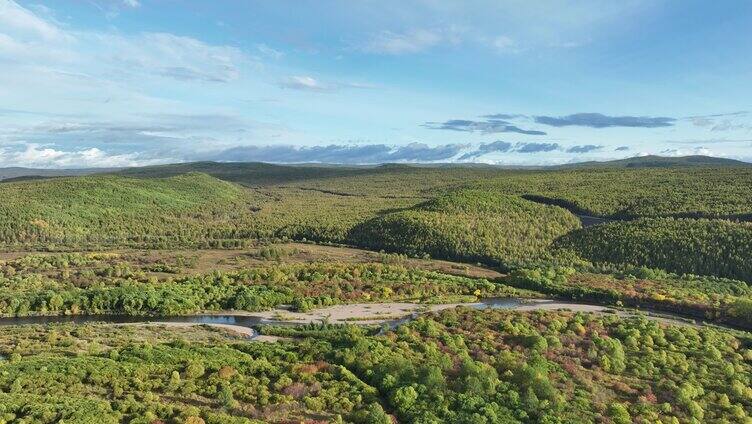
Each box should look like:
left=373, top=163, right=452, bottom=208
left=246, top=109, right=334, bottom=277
left=1, top=155, right=747, bottom=182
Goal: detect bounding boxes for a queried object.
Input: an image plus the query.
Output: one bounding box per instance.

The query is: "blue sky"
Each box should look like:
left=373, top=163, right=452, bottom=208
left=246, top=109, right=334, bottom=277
left=0, top=0, right=751, bottom=167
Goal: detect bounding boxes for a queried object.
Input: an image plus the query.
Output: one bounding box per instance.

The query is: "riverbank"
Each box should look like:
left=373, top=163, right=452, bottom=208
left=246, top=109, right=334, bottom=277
left=0, top=296, right=734, bottom=341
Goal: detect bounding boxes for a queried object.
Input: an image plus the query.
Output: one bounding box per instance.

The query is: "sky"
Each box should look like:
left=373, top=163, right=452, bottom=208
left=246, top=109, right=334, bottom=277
left=0, top=0, right=751, bottom=168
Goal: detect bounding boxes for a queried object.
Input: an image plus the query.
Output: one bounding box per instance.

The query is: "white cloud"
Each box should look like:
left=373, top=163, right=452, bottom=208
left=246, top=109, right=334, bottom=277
left=0, top=1, right=74, bottom=63
left=659, top=147, right=717, bottom=157
left=364, top=29, right=444, bottom=54
left=0, top=32, right=29, bottom=55
left=256, top=43, right=283, bottom=59
left=278, top=75, right=331, bottom=92
left=349, top=1, right=658, bottom=55
left=0, top=143, right=170, bottom=168
left=0, top=0, right=69, bottom=42
left=685, top=111, right=751, bottom=132
left=666, top=137, right=752, bottom=145
left=277, top=75, right=375, bottom=92
left=492, top=36, right=521, bottom=53
left=0, top=2, right=247, bottom=83
left=93, top=32, right=246, bottom=83
left=86, top=0, right=141, bottom=19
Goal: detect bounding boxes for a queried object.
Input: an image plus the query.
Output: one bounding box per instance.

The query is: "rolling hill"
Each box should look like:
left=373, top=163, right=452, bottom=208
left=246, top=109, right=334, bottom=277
left=0, top=166, right=118, bottom=182
left=0, top=172, right=252, bottom=247
left=558, top=155, right=750, bottom=169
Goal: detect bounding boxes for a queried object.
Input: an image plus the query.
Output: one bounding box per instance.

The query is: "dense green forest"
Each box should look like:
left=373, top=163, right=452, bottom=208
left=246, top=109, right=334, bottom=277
left=1, top=160, right=752, bottom=423
left=0, top=173, right=254, bottom=247
left=509, top=265, right=752, bottom=329
left=474, top=167, right=752, bottom=219
left=0, top=254, right=529, bottom=317
left=342, top=307, right=752, bottom=423
left=0, top=162, right=750, bottom=307
left=0, top=324, right=381, bottom=423
left=110, top=158, right=752, bottom=219
left=1, top=308, right=751, bottom=423
left=5, top=247, right=752, bottom=330
left=557, top=218, right=752, bottom=282
left=350, top=190, right=580, bottom=268
left=1, top=164, right=751, bottom=279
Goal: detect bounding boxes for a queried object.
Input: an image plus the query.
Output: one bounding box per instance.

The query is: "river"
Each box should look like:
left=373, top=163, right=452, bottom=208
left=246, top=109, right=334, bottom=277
left=0, top=297, right=716, bottom=340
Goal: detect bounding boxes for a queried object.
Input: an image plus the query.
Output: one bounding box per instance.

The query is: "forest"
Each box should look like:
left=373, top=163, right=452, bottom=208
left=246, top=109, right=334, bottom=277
left=3, top=164, right=751, bottom=274
left=556, top=218, right=752, bottom=282
left=508, top=266, right=752, bottom=329
left=0, top=253, right=531, bottom=317
left=1, top=160, right=752, bottom=423
left=349, top=190, right=581, bottom=269
left=1, top=308, right=751, bottom=423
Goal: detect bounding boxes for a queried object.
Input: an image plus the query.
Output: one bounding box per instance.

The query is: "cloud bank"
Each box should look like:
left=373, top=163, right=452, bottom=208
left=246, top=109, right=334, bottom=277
left=0, top=137, right=636, bottom=168
left=534, top=113, right=675, bottom=128
left=423, top=118, right=546, bottom=135
left=277, top=75, right=374, bottom=92
left=204, top=142, right=467, bottom=164
left=0, top=143, right=169, bottom=168
left=566, top=144, right=603, bottom=153
left=458, top=140, right=513, bottom=160
left=362, top=28, right=462, bottom=55
left=2, top=2, right=749, bottom=169
left=424, top=111, right=692, bottom=135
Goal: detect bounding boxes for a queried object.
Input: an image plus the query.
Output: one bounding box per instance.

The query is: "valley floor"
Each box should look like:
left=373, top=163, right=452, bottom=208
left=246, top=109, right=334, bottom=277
left=1, top=240, right=750, bottom=423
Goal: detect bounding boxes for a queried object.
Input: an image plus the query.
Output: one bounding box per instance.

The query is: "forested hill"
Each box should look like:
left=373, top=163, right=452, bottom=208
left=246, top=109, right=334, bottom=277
left=557, top=154, right=750, bottom=169
left=2, top=155, right=746, bottom=184
left=114, top=161, right=377, bottom=186
left=0, top=173, right=251, bottom=247
left=113, top=154, right=752, bottom=178
left=0, top=166, right=119, bottom=182
left=1, top=160, right=751, bottom=283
